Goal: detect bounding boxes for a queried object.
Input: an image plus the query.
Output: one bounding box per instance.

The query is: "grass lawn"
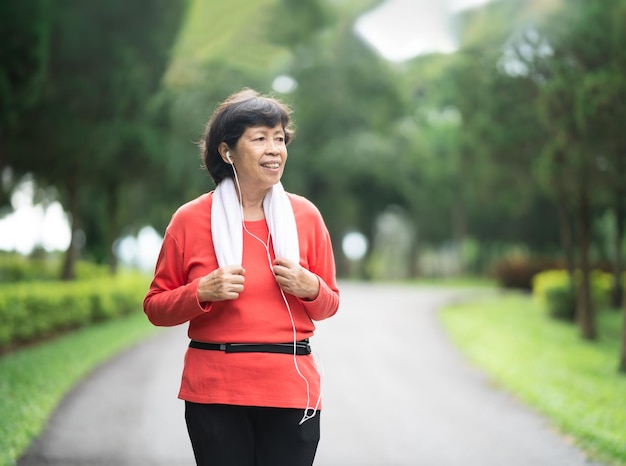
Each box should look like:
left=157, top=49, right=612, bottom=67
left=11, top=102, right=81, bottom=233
left=0, top=311, right=161, bottom=466
left=440, top=292, right=626, bottom=466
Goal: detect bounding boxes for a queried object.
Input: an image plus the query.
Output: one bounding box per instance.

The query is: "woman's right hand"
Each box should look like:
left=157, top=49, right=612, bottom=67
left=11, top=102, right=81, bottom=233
left=197, top=265, right=245, bottom=303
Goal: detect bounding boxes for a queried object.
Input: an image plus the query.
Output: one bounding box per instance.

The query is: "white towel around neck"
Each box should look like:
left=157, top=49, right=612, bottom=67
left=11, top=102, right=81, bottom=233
left=211, top=177, right=300, bottom=267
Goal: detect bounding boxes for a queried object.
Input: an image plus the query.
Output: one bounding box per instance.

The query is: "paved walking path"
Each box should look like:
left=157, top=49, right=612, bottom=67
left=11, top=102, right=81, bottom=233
left=18, top=283, right=601, bottom=465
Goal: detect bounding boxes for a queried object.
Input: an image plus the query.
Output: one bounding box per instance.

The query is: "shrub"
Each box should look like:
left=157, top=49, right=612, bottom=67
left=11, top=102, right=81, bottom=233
left=0, top=254, right=57, bottom=282
left=0, top=253, right=110, bottom=283
left=74, top=261, right=110, bottom=280
left=0, top=273, right=149, bottom=352
left=545, top=285, right=577, bottom=321
left=90, top=291, right=117, bottom=322
left=491, top=253, right=560, bottom=290
left=532, top=269, right=614, bottom=321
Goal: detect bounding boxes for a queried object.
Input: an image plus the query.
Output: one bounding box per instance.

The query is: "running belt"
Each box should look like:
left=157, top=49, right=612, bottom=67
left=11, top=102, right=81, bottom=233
left=188, top=339, right=311, bottom=355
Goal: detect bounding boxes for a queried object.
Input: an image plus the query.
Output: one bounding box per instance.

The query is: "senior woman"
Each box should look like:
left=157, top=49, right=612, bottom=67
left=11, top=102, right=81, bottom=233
left=143, top=88, right=340, bottom=466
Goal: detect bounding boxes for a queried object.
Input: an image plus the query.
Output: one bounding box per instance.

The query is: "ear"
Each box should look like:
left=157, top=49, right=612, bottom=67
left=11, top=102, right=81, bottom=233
left=218, top=142, right=232, bottom=164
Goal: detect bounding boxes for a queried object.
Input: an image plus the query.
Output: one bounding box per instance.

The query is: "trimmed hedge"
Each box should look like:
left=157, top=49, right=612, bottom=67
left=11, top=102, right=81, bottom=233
left=532, top=269, right=615, bottom=321
left=0, top=253, right=111, bottom=283
left=0, top=273, right=150, bottom=351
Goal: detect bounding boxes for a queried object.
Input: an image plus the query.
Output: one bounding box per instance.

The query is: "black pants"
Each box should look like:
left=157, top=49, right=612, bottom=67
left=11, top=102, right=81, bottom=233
left=185, top=402, right=320, bottom=466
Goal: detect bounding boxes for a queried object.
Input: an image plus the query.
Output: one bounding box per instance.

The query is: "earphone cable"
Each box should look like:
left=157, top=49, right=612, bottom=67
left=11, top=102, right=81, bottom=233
left=230, top=168, right=323, bottom=424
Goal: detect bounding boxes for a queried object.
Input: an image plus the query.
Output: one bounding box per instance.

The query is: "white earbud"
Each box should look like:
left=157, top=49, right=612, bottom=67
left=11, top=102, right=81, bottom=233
left=226, top=151, right=233, bottom=164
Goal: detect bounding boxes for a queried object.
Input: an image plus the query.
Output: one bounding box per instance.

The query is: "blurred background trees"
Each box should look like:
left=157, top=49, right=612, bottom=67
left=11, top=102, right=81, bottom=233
left=1, top=0, right=188, bottom=278
left=1, top=0, right=625, bottom=352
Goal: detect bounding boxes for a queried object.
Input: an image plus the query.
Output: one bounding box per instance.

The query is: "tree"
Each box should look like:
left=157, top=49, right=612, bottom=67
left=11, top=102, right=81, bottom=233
left=531, top=0, right=626, bottom=340
left=265, top=0, right=408, bottom=275
left=4, top=0, right=189, bottom=277
left=0, top=0, right=50, bottom=208
left=396, top=1, right=556, bottom=276
left=621, top=293, right=626, bottom=373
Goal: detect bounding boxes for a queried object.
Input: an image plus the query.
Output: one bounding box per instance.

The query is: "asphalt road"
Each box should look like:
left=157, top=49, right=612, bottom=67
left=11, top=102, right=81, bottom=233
left=18, top=282, right=601, bottom=466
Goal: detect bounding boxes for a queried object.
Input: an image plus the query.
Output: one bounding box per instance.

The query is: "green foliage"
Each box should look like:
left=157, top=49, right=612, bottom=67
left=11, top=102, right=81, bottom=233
left=150, top=0, right=295, bottom=233
left=268, top=4, right=408, bottom=265
left=531, top=0, right=624, bottom=202
left=0, top=253, right=109, bottom=283
left=3, top=0, right=626, bottom=285
left=3, top=0, right=189, bottom=277
left=533, top=269, right=615, bottom=321
left=441, top=294, right=626, bottom=466
left=0, top=0, right=48, bottom=135
left=267, top=0, right=333, bottom=49
left=162, top=0, right=410, bottom=272
left=0, top=311, right=159, bottom=466
left=73, top=261, right=110, bottom=280
left=545, top=284, right=577, bottom=321
left=166, top=0, right=287, bottom=84
left=0, top=254, right=57, bottom=282
left=0, top=273, right=149, bottom=351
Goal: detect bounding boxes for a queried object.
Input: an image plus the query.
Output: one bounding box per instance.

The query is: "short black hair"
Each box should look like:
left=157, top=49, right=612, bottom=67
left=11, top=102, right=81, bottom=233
left=200, top=88, right=295, bottom=185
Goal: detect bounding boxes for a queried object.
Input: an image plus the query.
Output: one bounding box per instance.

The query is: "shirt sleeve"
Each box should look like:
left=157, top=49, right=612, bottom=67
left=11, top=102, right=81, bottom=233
left=299, top=217, right=340, bottom=321
left=143, top=231, right=211, bottom=327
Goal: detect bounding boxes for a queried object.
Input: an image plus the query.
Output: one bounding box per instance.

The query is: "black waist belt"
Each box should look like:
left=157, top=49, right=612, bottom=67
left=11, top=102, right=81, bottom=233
left=189, top=339, right=311, bottom=355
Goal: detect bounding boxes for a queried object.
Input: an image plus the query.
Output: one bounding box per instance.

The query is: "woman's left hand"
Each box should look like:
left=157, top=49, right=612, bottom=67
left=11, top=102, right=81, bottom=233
left=272, top=258, right=320, bottom=300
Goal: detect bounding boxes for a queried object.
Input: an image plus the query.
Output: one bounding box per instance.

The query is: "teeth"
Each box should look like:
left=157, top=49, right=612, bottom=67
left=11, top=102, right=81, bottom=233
left=263, top=163, right=279, bottom=168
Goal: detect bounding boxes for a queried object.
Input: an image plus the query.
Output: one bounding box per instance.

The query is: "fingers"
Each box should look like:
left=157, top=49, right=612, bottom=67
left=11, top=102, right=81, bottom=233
left=218, top=265, right=245, bottom=300
left=272, top=258, right=319, bottom=300
left=197, top=265, right=245, bottom=302
left=198, top=261, right=318, bottom=303
left=272, top=257, right=293, bottom=268
left=271, top=257, right=294, bottom=276
left=223, top=264, right=246, bottom=279
left=272, top=258, right=299, bottom=287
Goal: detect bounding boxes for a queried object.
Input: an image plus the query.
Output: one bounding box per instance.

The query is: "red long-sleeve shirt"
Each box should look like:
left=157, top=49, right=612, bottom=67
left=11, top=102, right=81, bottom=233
left=144, top=191, right=339, bottom=408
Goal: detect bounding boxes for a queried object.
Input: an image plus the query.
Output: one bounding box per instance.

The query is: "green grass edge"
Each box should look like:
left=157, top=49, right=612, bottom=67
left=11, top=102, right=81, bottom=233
left=0, top=311, right=161, bottom=466
left=439, top=292, right=626, bottom=466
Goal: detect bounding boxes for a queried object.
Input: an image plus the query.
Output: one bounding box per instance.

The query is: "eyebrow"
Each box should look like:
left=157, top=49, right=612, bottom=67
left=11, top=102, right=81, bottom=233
left=249, top=127, right=285, bottom=135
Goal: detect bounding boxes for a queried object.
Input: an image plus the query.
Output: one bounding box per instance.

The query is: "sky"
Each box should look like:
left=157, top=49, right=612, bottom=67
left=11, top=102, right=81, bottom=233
left=0, top=177, right=71, bottom=255
left=0, top=0, right=493, bottom=261
left=355, top=0, right=493, bottom=62
left=0, top=176, right=161, bottom=271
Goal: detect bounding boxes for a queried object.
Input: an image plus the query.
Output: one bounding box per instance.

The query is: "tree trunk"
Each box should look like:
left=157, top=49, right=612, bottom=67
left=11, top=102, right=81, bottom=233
left=556, top=181, right=576, bottom=282
left=576, top=185, right=596, bottom=340
left=407, top=214, right=420, bottom=278
left=611, top=195, right=625, bottom=309
left=106, top=186, right=120, bottom=275
left=61, top=177, right=80, bottom=281
left=619, top=296, right=626, bottom=374
left=408, top=233, right=420, bottom=278
left=451, top=201, right=466, bottom=276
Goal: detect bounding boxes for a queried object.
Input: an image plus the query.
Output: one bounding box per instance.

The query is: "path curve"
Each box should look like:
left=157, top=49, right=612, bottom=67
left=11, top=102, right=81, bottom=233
left=18, top=282, right=600, bottom=466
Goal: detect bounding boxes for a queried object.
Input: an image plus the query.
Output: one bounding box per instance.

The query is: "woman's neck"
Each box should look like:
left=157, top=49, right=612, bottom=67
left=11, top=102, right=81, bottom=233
left=239, top=189, right=267, bottom=221
left=242, top=204, right=264, bottom=221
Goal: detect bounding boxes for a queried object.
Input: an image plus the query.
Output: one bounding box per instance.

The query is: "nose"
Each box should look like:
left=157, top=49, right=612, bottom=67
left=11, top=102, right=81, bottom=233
left=266, top=139, right=281, bottom=153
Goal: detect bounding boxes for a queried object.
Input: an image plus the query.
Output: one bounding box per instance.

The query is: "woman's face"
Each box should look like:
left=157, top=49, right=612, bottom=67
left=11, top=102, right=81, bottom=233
left=230, top=123, right=288, bottom=194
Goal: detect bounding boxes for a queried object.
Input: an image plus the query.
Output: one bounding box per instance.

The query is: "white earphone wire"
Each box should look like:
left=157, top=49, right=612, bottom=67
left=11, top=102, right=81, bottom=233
left=229, top=166, right=322, bottom=424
